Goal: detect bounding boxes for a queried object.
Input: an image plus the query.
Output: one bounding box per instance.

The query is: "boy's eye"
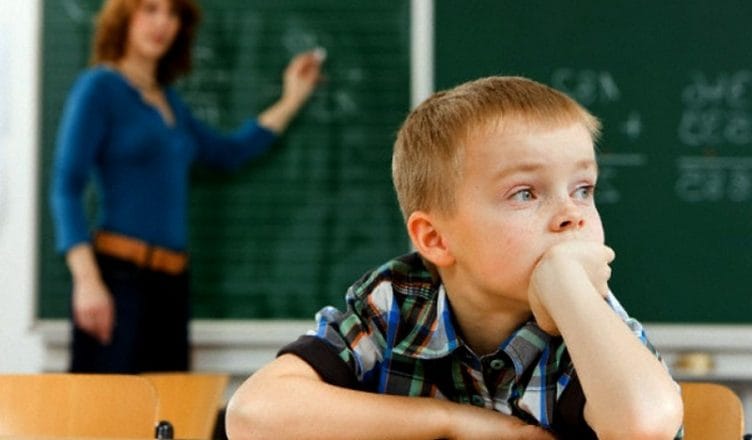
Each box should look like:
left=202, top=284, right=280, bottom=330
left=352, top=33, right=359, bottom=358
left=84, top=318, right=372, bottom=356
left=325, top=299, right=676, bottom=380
left=511, top=188, right=535, bottom=201
left=573, top=185, right=595, bottom=200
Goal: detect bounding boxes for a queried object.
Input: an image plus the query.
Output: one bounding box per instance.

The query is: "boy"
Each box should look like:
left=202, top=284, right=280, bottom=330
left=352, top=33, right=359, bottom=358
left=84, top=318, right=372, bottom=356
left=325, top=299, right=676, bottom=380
left=226, top=76, right=684, bottom=439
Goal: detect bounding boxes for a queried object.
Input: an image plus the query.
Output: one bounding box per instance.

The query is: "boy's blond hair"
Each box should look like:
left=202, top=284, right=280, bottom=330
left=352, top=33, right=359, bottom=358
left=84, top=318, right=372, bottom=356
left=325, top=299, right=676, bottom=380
left=392, top=76, right=601, bottom=220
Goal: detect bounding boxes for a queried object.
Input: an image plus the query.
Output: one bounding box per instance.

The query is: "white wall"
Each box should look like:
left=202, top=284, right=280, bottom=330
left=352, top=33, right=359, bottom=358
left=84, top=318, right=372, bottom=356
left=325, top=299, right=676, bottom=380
left=0, top=0, right=44, bottom=373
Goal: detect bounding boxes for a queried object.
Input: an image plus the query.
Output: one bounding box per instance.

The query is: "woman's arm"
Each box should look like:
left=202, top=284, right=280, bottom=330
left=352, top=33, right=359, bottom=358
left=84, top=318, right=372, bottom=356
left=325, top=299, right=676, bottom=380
left=258, top=50, right=324, bottom=134
left=50, top=70, right=109, bottom=252
left=65, top=244, right=114, bottom=344
left=50, top=70, right=113, bottom=343
left=188, top=50, right=323, bottom=170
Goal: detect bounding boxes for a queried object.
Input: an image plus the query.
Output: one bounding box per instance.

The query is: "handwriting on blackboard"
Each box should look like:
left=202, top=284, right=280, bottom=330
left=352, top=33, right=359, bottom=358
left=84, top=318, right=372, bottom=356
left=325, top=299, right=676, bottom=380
left=551, top=69, right=620, bottom=106
left=597, top=154, right=647, bottom=204
left=676, top=156, right=752, bottom=202
left=679, top=71, right=752, bottom=147
left=551, top=69, right=648, bottom=204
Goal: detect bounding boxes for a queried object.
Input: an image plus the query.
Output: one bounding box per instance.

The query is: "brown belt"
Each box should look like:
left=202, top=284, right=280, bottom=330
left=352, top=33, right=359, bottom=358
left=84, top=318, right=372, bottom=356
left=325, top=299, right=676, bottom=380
left=94, top=231, right=188, bottom=275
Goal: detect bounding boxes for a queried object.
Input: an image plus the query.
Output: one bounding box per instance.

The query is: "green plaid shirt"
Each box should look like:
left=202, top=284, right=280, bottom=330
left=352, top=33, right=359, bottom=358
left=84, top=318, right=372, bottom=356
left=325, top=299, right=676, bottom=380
left=281, top=252, right=682, bottom=438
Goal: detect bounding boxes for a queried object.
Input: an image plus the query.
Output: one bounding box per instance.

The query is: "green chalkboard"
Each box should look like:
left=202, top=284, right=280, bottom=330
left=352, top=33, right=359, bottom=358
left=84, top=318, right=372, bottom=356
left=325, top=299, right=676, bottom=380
left=436, top=1, right=752, bottom=323
left=38, top=1, right=410, bottom=319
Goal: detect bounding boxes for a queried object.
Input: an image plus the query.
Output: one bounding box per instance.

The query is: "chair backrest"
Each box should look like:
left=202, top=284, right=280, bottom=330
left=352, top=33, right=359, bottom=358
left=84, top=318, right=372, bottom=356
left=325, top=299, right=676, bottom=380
left=0, top=373, right=159, bottom=438
left=143, top=372, right=230, bottom=440
left=680, top=381, right=744, bottom=440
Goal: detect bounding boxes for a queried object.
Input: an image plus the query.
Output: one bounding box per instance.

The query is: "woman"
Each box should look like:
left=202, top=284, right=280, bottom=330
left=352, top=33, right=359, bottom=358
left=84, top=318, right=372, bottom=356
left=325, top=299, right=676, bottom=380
left=50, top=0, right=323, bottom=372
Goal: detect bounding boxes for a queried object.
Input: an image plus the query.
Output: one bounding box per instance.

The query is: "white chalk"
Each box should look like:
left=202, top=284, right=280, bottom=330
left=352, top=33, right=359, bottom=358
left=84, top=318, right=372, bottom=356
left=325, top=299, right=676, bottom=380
left=313, top=47, right=327, bottom=62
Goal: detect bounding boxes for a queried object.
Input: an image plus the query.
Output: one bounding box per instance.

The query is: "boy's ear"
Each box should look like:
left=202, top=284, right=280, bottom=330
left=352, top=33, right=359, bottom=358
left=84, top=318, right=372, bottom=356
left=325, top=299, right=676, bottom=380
left=406, top=211, right=455, bottom=268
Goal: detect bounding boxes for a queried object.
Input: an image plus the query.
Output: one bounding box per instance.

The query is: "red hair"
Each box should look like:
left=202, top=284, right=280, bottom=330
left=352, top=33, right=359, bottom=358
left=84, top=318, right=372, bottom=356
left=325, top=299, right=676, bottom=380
left=90, top=0, right=201, bottom=85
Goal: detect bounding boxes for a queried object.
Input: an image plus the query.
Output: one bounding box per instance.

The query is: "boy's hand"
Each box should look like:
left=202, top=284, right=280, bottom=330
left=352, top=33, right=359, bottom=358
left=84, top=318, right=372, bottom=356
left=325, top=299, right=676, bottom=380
left=528, top=240, right=615, bottom=335
left=444, top=403, right=555, bottom=440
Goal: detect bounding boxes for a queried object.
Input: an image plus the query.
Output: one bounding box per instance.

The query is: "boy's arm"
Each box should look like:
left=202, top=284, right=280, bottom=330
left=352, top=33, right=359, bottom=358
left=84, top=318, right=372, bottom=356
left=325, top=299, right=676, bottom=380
left=225, top=354, right=554, bottom=440
left=529, top=241, right=683, bottom=440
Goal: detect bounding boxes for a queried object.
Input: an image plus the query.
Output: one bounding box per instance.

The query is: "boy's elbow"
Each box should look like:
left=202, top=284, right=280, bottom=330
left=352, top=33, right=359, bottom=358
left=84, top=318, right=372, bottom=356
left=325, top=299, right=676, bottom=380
left=637, top=390, right=684, bottom=440
left=594, top=392, right=683, bottom=440
left=225, top=384, right=272, bottom=440
left=225, top=394, right=256, bottom=440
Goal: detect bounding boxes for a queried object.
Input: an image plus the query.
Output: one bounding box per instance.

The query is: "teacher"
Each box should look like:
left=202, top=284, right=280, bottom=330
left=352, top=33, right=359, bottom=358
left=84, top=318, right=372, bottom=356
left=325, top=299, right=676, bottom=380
left=50, top=0, right=323, bottom=373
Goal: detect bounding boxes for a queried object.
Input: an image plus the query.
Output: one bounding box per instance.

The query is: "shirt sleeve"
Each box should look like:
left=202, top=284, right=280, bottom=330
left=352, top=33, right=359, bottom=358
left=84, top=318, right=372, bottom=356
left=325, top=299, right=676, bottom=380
left=278, top=335, right=361, bottom=389
left=49, top=71, right=110, bottom=253
left=277, top=280, right=394, bottom=390
left=605, top=291, right=662, bottom=358
left=176, top=93, right=278, bottom=170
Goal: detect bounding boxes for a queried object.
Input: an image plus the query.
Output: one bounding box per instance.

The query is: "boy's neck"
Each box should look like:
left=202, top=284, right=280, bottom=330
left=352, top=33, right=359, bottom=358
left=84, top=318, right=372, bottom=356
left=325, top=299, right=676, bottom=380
left=444, top=285, right=532, bottom=356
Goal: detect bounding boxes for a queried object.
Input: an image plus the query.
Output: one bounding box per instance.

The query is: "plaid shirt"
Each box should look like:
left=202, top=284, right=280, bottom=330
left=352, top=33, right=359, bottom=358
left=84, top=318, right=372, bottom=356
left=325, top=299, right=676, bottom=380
left=281, top=252, right=682, bottom=438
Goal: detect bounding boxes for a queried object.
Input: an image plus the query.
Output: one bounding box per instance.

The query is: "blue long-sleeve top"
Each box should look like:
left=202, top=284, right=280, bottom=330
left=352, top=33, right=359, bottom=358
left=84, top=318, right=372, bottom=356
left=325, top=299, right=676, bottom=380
left=50, top=66, right=277, bottom=253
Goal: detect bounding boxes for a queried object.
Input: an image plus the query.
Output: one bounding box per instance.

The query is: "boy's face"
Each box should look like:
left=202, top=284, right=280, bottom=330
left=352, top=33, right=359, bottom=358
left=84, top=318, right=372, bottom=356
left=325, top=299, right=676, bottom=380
left=436, top=120, right=604, bottom=304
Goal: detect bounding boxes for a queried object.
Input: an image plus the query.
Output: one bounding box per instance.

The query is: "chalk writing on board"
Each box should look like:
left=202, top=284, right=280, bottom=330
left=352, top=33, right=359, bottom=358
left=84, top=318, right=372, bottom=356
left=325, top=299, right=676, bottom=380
left=282, top=17, right=363, bottom=124
left=619, top=111, right=643, bottom=141
left=178, top=13, right=364, bottom=127
left=180, top=44, right=228, bottom=125
left=281, top=18, right=320, bottom=54
left=61, top=0, right=98, bottom=65
left=551, top=69, right=621, bottom=106
left=675, top=156, right=752, bottom=202
left=678, top=71, right=752, bottom=147
left=597, top=154, right=647, bottom=204
left=181, top=8, right=245, bottom=128
left=61, top=0, right=89, bottom=23
left=551, top=69, right=647, bottom=204
left=551, top=68, right=643, bottom=141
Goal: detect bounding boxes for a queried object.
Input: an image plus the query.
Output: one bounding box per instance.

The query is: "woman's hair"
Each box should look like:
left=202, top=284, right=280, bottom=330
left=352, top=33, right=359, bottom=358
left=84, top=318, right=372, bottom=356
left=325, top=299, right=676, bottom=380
left=392, top=75, right=601, bottom=221
left=90, top=0, right=201, bottom=85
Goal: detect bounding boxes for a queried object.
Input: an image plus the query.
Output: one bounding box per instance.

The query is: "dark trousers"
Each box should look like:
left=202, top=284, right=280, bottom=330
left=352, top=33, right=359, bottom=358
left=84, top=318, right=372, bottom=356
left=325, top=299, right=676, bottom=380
left=70, top=254, right=190, bottom=373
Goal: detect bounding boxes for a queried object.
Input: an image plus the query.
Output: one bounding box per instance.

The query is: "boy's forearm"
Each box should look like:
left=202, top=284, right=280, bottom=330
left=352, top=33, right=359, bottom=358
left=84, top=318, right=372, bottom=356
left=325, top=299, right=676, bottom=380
left=226, top=355, right=452, bottom=440
left=545, top=274, right=683, bottom=439
left=226, top=354, right=553, bottom=440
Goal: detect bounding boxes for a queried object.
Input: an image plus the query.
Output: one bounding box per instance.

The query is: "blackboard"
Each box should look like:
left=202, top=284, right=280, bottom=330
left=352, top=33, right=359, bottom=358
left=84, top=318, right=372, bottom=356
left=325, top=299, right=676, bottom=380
left=436, top=1, right=752, bottom=323
left=37, top=1, right=410, bottom=319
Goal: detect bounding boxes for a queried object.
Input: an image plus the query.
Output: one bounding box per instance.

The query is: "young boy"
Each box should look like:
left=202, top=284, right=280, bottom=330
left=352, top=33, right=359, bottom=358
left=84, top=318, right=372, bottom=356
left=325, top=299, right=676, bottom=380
left=226, top=76, right=684, bottom=440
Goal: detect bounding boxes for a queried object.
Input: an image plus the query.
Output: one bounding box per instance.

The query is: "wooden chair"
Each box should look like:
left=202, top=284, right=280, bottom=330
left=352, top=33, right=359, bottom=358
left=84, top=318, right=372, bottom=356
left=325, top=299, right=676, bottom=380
left=0, top=373, right=160, bottom=438
left=143, top=372, right=230, bottom=440
left=680, top=381, right=745, bottom=440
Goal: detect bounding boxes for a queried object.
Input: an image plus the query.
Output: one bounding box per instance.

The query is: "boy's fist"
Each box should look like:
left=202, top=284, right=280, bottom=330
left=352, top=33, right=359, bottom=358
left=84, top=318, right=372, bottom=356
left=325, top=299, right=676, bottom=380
left=528, top=241, right=615, bottom=335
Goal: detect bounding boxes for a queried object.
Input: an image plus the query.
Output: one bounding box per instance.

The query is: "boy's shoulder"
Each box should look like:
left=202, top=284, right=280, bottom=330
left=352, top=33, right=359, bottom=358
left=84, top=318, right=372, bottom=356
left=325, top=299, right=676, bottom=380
left=316, top=252, right=459, bottom=359
left=347, top=252, right=441, bottom=305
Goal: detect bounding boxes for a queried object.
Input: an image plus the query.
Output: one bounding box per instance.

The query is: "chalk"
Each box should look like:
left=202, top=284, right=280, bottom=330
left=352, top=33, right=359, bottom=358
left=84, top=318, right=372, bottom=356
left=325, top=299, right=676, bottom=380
left=313, top=47, right=327, bottom=62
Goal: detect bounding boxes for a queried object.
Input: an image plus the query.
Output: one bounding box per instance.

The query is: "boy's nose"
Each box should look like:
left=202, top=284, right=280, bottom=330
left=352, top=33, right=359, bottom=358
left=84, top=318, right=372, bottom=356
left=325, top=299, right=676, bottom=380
left=549, top=201, right=585, bottom=232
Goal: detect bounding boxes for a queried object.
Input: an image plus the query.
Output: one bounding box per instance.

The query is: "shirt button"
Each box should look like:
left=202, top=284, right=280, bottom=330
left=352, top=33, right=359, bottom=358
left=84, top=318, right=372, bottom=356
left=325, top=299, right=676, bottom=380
left=489, top=359, right=504, bottom=370
left=471, top=395, right=485, bottom=406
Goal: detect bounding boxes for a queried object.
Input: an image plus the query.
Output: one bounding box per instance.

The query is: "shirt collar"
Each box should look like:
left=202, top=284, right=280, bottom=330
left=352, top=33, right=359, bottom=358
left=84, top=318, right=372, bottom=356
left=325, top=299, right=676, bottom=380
left=392, top=280, right=554, bottom=370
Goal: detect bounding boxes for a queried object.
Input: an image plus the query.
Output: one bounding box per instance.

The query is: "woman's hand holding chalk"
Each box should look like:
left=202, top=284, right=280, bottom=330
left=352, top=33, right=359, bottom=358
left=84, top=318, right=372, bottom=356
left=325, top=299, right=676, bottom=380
left=313, top=47, right=327, bottom=62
